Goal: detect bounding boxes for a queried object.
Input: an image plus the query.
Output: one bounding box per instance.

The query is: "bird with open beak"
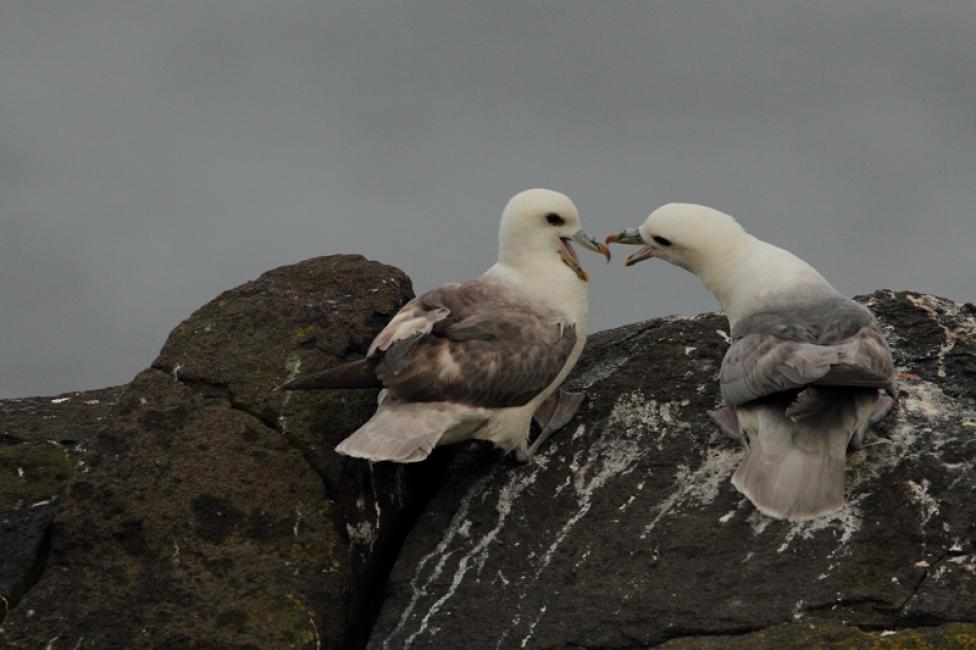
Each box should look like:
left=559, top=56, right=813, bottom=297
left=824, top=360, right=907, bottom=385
left=280, top=189, right=610, bottom=463
left=606, top=204, right=896, bottom=520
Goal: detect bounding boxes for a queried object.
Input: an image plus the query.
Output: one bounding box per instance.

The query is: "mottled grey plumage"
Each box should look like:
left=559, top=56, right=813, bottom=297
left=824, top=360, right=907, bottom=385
left=717, top=296, right=898, bottom=519
left=373, top=279, right=577, bottom=408
left=731, top=295, right=874, bottom=343
left=721, top=296, right=897, bottom=408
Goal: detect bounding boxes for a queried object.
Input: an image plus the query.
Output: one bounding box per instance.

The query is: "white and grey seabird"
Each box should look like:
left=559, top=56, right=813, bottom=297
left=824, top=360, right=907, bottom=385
left=608, top=203, right=897, bottom=520
left=281, top=189, right=610, bottom=463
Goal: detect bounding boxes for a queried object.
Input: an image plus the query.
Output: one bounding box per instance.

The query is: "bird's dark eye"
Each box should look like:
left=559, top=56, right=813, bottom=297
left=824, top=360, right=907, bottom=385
left=545, top=213, right=565, bottom=225
left=652, top=235, right=672, bottom=247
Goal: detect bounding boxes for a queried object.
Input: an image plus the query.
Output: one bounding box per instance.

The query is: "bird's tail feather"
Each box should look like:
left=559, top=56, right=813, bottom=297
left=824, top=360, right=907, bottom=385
left=732, top=392, right=880, bottom=520
left=336, top=400, right=489, bottom=463
left=278, top=359, right=380, bottom=391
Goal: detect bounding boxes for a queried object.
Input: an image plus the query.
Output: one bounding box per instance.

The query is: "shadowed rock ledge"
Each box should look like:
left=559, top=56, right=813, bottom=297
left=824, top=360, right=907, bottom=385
left=1, top=255, right=974, bottom=648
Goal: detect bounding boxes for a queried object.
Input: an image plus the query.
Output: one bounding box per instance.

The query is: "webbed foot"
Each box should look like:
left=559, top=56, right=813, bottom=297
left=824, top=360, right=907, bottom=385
left=708, top=406, right=745, bottom=446
left=518, top=389, right=587, bottom=461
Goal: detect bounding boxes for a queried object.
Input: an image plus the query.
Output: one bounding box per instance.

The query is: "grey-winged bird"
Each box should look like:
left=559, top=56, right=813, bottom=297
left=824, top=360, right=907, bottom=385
left=281, top=189, right=610, bottom=463
left=608, top=203, right=897, bottom=520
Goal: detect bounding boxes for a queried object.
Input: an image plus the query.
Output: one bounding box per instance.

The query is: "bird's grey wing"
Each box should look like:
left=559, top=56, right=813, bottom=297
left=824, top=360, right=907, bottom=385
left=732, top=296, right=875, bottom=345
left=720, top=335, right=836, bottom=406
left=721, top=325, right=896, bottom=406
left=375, top=281, right=577, bottom=408
left=366, top=284, right=458, bottom=364
left=812, top=325, right=897, bottom=396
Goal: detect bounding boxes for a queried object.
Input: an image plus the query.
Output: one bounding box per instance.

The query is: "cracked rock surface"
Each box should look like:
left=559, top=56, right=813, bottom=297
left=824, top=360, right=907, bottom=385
left=1, top=386, right=121, bottom=624
left=0, top=255, right=435, bottom=649
left=1, top=253, right=974, bottom=649
left=370, top=290, right=976, bottom=649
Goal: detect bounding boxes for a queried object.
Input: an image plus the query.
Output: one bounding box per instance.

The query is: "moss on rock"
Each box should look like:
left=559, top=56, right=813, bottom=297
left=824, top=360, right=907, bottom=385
left=0, top=443, right=76, bottom=510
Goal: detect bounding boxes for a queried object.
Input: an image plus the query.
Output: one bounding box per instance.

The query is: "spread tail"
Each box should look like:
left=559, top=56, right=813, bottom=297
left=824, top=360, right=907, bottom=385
left=732, top=392, right=882, bottom=520
left=336, top=400, right=489, bottom=463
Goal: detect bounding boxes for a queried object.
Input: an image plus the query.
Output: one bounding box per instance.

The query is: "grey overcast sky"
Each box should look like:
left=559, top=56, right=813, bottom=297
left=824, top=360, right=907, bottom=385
left=2, top=2, right=975, bottom=398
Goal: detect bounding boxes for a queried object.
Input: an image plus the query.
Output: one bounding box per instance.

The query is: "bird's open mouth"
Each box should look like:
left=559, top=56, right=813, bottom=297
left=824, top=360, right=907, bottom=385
left=623, top=245, right=655, bottom=266
left=560, top=237, right=580, bottom=263
left=559, top=238, right=586, bottom=281
left=559, top=231, right=611, bottom=281
left=605, top=228, right=654, bottom=266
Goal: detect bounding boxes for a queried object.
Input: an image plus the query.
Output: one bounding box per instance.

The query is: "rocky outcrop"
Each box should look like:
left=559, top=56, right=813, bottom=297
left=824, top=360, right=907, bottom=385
left=0, top=256, right=436, bottom=649
left=1, top=254, right=974, bottom=649
left=1, top=386, right=121, bottom=624
left=370, top=291, right=976, bottom=649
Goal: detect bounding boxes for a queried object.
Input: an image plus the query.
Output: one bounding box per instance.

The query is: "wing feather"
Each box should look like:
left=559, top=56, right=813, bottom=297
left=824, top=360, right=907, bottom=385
left=721, top=324, right=896, bottom=407
left=371, top=279, right=577, bottom=408
left=366, top=284, right=457, bottom=360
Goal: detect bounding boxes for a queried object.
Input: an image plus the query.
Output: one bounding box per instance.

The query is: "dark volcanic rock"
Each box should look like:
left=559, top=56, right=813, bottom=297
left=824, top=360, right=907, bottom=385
left=0, top=385, right=121, bottom=513
left=370, top=291, right=976, bottom=649
left=0, top=255, right=431, bottom=649
left=658, top=620, right=976, bottom=648
left=2, top=254, right=974, bottom=650
left=0, top=386, right=120, bottom=622
left=0, top=386, right=121, bottom=445
left=0, top=505, right=53, bottom=623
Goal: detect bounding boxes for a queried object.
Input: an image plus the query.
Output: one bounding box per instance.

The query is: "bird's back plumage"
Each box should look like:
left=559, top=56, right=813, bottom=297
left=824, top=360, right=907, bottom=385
left=373, top=279, right=577, bottom=408
left=331, top=276, right=580, bottom=462
left=721, top=295, right=896, bottom=519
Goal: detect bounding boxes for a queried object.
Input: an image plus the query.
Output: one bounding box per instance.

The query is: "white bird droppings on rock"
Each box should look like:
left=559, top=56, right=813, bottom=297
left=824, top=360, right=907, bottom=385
left=346, top=520, right=375, bottom=548
left=573, top=355, right=629, bottom=389
left=641, top=446, right=740, bottom=539
left=905, top=479, right=940, bottom=528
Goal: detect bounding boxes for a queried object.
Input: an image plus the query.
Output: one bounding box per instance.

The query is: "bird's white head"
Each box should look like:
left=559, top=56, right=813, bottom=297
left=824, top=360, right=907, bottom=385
left=497, top=189, right=610, bottom=282
left=608, top=203, right=835, bottom=326
left=606, top=203, right=748, bottom=276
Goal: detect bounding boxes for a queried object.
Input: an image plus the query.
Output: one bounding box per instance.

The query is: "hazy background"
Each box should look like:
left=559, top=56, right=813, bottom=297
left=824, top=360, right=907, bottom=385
left=2, top=2, right=974, bottom=398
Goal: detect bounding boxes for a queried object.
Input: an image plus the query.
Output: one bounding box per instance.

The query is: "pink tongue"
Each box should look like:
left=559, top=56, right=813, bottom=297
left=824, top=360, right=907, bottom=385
left=562, top=238, right=579, bottom=262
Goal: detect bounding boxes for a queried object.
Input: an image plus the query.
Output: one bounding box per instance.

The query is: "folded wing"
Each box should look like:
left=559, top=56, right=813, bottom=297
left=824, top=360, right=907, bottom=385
left=720, top=306, right=897, bottom=406
left=331, top=278, right=578, bottom=462
left=373, top=279, right=578, bottom=408
left=718, top=297, right=898, bottom=520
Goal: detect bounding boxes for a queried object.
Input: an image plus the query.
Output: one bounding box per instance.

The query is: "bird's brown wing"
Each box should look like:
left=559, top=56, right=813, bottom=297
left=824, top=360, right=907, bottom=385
left=375, top=279, right=578, bottom=408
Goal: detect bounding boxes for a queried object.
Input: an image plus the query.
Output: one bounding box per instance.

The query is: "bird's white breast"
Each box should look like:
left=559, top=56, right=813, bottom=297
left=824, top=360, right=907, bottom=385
left=483, top=260, right=589, bottom=411
left=482, top=261, right=589, bottom=330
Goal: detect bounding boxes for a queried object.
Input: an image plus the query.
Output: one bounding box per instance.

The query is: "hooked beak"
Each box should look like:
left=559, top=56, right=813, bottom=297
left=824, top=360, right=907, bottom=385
left=605, top=228, right=655, bottom=266
left=559, top=230, right=612, bottom=281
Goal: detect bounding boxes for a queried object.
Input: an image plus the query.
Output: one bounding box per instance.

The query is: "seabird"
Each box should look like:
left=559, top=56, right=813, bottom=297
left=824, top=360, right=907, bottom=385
left=281, top=189, right=610, bottom=463
left=608, top=203, right=897, bottom=520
